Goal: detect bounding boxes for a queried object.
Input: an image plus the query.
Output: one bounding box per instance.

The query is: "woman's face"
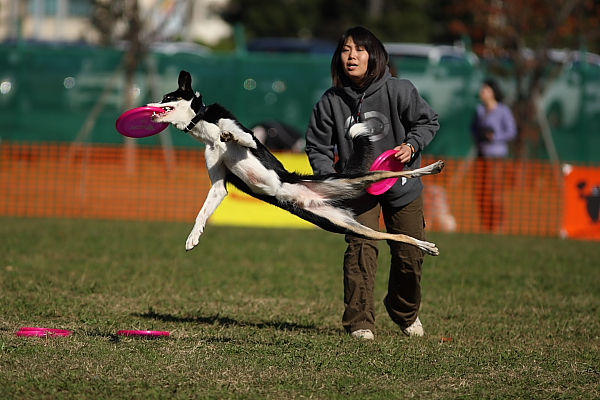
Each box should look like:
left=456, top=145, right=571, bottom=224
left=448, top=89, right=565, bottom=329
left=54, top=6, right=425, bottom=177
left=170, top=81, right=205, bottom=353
left=341, top=37, right=370, bottom=85
left=479, top=84, right=495, bottom=103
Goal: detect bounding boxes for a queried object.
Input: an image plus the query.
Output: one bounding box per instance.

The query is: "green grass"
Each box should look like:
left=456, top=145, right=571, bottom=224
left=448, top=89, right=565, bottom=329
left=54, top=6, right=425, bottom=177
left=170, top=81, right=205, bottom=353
left=1, top=216, right=599, bottom=399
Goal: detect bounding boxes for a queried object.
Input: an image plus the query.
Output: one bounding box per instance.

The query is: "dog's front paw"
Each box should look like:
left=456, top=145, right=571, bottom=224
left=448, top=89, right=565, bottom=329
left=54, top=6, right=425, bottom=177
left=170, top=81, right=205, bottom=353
left=220, top=131, right=237, bottom=143
left=185, top=227, right=204, bottom=251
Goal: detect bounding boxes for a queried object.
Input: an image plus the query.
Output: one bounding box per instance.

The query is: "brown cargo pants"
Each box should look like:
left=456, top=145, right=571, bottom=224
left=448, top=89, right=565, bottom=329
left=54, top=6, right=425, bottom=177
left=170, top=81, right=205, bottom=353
left=342, top=193, right=426, bottom=334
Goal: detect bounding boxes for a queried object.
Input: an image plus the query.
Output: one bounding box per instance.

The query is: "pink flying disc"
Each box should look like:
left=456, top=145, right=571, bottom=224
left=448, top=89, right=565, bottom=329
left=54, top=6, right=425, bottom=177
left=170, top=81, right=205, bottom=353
left=16, top=327, right=72, bottom=337
left=115, top=106, right=169, bottom=138
left=367, top=149, right=405, bottom=195
left=117, top=330, right=170, bottom=337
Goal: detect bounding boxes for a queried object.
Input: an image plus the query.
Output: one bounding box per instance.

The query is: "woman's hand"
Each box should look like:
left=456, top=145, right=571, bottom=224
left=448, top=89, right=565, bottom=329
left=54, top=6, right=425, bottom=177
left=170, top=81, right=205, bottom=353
left=394, top=143, right=414, bottom=163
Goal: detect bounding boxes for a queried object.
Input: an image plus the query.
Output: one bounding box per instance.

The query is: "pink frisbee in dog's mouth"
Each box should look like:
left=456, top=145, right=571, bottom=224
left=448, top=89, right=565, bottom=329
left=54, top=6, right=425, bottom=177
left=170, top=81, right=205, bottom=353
left=117, top=330, right=171, bottom=338
left=16, top=327, right=73, bottom=337
left=116, top=106, right=169, bottom=138
left=367, top=149, right=405, bottom=195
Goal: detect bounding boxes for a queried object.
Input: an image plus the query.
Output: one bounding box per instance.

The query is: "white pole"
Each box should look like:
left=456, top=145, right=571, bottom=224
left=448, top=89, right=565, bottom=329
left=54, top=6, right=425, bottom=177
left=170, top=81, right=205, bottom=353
left=33, top=0, right=44, bottom=40
left=56, top=0, right=68, bottom=41
left=8, top=0, right=18, bottom=39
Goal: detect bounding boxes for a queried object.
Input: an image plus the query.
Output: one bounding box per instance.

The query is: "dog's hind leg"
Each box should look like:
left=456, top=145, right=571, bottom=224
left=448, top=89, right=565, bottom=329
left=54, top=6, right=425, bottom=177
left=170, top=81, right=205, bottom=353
left=340, top=160, right=445, bottom=192
left=299, top=160, right=445, bottom=202
left=370, top=159, right=445, bottom=180
left=396, top=159, right=445, bottom=178
left=305, top=203, right=439, bottom=256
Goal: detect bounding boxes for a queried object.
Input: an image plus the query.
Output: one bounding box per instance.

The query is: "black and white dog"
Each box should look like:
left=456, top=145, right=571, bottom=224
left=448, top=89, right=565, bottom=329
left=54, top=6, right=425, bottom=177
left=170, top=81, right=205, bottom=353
left=148, top=71, right=444, bottom=255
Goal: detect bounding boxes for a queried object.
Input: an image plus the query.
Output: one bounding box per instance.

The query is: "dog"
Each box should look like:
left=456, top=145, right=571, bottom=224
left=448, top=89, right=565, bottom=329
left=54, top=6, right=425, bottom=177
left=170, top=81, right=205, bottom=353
left=148, top=70, right=444, bottom=256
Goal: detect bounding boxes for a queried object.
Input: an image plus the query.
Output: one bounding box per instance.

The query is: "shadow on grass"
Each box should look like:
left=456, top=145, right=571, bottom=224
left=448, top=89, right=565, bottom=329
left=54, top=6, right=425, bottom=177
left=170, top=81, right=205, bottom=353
left=135, top=309, right=329, bottom=333
left=84, top=331, right=177, bottom=343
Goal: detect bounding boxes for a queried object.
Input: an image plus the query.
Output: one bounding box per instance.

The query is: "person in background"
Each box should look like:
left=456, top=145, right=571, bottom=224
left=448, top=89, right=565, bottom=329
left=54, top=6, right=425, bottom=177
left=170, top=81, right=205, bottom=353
left=305, top=27, right=439, bottom=340
left=471, top=78, right=517, bottom=232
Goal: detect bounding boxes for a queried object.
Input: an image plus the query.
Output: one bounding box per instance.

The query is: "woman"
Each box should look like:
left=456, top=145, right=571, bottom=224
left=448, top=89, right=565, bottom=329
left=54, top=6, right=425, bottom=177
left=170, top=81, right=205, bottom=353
left=471, top=79, right=517, bottom=232
left=305, top=27, right=440, bottom=339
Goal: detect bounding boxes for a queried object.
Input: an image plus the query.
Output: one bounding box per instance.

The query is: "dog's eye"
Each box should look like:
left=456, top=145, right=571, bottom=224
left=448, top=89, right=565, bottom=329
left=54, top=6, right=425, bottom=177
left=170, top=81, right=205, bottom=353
left=162, top=95, right=180, bottom=102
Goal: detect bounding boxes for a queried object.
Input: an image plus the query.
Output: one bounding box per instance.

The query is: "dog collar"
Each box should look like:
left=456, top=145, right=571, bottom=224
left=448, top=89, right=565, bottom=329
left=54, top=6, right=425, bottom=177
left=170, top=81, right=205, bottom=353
left=183, top=103, right=207, bottom=133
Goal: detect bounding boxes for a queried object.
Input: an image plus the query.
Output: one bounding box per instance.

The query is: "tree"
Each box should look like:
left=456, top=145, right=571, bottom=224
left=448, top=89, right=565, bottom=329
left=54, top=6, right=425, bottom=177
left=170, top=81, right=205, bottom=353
left=91, top=0, right=195, bottom=109
left=90, top=0, right=192, bottom=173
left=447, top=0, right=600, bottom=161
left=221, top=0, right=456, bottom=43
left=92, top=0, right=146, bottom=111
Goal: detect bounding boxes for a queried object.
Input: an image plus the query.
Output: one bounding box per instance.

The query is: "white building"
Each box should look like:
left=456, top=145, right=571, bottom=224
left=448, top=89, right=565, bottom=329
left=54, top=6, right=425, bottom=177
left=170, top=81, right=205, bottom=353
left=0, top=0, right=232, bottom=46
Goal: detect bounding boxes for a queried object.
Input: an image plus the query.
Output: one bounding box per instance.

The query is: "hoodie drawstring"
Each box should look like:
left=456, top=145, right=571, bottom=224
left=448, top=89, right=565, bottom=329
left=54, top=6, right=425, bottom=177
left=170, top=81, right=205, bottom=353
left=354, top=92, right=366, bottom=123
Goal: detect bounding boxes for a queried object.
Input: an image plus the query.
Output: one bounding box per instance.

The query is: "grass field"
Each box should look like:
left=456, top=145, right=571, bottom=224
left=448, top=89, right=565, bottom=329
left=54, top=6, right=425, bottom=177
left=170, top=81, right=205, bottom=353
left=1, top=216, right=599, bottom=399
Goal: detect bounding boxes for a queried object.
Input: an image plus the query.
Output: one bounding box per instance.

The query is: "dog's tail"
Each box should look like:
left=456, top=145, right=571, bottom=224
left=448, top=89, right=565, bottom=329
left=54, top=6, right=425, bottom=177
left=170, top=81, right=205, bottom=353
left=348, top=122, right=370, bottom=140
left=342, top=122, right=375, bottom=175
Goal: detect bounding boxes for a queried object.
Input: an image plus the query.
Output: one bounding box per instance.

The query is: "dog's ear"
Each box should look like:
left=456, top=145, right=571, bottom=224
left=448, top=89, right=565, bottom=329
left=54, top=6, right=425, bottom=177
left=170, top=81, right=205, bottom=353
left=178, top=71, right=193, bottom=93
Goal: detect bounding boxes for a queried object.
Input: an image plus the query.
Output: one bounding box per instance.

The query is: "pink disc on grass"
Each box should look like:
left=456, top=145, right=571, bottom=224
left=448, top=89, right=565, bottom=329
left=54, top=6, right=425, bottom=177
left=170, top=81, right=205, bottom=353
left=115, top=106, right=169, bottom=138
left=16, top=327, right=72, bottom=337
left=117, top=330, right=170, bottom=337
left=366, top=149, right=406, bottom=195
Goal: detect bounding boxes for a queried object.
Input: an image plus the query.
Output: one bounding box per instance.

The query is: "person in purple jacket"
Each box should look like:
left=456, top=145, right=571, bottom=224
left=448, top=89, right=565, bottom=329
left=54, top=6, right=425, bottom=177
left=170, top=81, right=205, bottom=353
left=306, top=27, right=439, bottom=340
left=471, top=78, right=517, bottom=232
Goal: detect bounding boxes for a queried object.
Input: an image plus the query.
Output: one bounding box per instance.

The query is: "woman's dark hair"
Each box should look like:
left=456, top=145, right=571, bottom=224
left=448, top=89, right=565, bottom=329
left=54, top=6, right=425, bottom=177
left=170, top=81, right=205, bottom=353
left=331, top=27, right=389, bottom=89
left=483, top=78, right=504, bottom=102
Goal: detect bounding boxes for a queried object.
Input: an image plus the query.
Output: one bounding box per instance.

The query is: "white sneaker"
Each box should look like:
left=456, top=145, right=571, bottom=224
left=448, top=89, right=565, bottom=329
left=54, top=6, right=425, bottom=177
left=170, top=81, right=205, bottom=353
left=402, top=317, right=424, bottom=337
left=350, top=329, right=375, bottom=340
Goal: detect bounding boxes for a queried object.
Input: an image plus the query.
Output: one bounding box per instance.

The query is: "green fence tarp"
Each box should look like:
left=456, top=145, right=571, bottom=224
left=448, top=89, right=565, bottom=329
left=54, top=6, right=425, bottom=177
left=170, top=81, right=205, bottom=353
left=1, top=44, right=598, bottom=162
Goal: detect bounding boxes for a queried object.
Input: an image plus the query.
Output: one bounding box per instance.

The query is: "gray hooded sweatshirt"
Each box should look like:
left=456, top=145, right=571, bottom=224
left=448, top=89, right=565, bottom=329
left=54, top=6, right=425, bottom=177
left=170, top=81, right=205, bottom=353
left=305, top=69, right=440, bottom=208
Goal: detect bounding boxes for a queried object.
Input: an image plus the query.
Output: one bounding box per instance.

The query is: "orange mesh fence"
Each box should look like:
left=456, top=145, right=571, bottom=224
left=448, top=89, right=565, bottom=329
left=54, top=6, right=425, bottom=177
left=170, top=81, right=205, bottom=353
left=421, top=155, right=563, bottom=236
left=0, top=142, right=210, bottom=222
left=0, top=142, right=571, bottom=237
